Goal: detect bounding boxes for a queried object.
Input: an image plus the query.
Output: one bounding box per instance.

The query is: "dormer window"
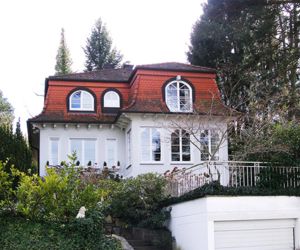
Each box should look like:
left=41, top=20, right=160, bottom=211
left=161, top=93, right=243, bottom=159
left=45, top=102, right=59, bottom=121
left=165, top=77, right=193, bottom=112
left=69, top=90, right=94, bottom=111
left=103, top=91, right=120, bottom=108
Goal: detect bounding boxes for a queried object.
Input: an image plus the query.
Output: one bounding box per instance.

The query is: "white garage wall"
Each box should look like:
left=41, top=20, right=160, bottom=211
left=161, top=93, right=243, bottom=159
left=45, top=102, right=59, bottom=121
left=168, top=196, right=300, bottom=250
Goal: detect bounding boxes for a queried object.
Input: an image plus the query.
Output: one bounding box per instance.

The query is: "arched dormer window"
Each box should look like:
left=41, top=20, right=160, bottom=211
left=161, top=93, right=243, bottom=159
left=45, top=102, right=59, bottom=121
left=165, top=77, right=193, bottom=112
left=69, top=90, right=94, bottom=111
left=103, top=91, right=120, bottom=108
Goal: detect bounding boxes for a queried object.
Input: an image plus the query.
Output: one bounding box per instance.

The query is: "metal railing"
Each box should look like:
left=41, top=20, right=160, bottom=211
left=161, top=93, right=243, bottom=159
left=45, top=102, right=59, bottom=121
left=165, top=161, right=300, bottom=197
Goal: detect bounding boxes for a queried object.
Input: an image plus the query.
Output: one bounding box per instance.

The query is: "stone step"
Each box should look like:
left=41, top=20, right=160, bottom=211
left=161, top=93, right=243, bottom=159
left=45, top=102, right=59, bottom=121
left=133, top=247, right=162, bottom=250
left=127, top=240, right=152, bottom=247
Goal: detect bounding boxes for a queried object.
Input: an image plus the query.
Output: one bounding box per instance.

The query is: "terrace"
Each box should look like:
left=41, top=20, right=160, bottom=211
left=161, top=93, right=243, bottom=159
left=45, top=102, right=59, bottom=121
left=164, top=161, right=300, bottom=197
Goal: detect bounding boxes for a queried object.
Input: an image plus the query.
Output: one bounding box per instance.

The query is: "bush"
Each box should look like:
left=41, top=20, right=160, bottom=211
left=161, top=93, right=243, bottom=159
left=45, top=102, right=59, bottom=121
left=0, top=161, right=16, bottom=211
left=239, top=122, right=300, bottom=166
left=0, top=213, right=121, bottom=250
left=15, top=155, right=103, bottom=221
left=108, top=173, right=170, bottom=229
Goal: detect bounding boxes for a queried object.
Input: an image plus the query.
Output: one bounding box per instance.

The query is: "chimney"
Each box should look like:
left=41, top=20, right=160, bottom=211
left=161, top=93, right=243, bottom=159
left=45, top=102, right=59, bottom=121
left=103, top=64, right=115, bottom=69
left=123, top=63, right=134, bottom=70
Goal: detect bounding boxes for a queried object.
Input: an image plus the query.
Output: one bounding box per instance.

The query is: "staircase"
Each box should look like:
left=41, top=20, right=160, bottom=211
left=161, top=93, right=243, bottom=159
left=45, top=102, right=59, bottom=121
left=121, top=227, right=172, bottom=250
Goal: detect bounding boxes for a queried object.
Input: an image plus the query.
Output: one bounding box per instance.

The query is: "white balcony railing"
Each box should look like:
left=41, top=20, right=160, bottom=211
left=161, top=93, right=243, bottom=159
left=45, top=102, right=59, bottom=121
left=165, top=161, right=300, bottom=197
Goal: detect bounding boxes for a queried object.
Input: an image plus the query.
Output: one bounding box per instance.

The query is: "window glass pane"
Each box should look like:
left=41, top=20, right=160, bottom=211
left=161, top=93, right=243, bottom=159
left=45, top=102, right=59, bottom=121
left=106, top=139, right=116, bottom=167
left=181, top=130, right=190, bottom=161
left=50, top=139, right=58, bottom=165
left=71, top=91, right=81, bottom=109
left=104, top=91, right=120, bottom=108
left=211, top=131, right=220, bottom=161
left=70, top=139, right=82, bottom=163
left=166, top=83, right=178, bottom=111
left=171, top=130, right=180, bottom=161
left=172, top=153, right=180, bottom=161
left=141, top=128, right=150, bottom=161
left=200, top=130, right=209, bottom=161
left=84, top=140, right=96, bottom=165
left=151, top=128, right=161, bottom=161
left=82, top=91, right=93, bottom=110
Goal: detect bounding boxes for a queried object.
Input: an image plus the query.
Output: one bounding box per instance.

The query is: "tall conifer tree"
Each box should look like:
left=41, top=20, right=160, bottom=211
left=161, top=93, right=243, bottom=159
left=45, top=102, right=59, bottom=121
left=55, top=28, right=72, bottom=75
left=188, top=0, right=300, bottom=120
left=84, top=18, right=123, bottom=71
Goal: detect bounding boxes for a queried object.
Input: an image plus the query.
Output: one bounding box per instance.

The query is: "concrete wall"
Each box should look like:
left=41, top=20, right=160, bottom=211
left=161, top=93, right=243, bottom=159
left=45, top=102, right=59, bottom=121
left=168, top=196, right=300, bottom=250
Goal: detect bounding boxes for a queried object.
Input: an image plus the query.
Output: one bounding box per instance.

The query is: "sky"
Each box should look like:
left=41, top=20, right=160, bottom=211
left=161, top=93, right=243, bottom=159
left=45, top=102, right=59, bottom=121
left=0, top=0, right=206, bottom=134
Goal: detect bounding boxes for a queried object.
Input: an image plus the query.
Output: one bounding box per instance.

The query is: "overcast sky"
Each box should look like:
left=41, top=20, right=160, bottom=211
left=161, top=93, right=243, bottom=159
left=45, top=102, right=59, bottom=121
left=0, top=0, right=206, bottom=133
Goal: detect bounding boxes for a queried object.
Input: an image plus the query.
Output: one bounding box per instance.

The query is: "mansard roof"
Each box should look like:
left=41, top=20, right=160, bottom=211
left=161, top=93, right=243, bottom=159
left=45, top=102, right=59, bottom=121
left=28, top=62, right=234, bottom=125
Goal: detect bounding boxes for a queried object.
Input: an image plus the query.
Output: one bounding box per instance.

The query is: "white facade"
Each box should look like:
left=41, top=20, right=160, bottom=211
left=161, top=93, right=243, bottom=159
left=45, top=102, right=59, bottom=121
left=37, top=113, right=228, bottom=177
left=168, top=196, right=300, bottom=250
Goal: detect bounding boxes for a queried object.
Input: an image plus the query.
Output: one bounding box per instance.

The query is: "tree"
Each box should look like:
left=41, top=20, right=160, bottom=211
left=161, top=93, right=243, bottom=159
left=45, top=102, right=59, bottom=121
left=188, top=0, right=300, bottom=121
left=55, top=28, right=72, bottom=75
left=84, top=18, right=123, bottom=71
left=0, top=90, right=14, bottom=126
left=0, top=119, right=33, bottom=173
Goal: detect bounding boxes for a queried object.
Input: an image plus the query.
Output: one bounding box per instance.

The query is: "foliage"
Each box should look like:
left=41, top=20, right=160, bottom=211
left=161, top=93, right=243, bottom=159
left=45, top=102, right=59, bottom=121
left=188, top=0, right=300, bottom=120
left=0, top=122, right=33, bottom=174
left=0, top=213, right=121, bottom=250
left=0, top=90, right=14, bottom=125
left=234, top=122, right=300, bottom=166
left=55, top=28, right=72, bottom=75
left=163, top=181, right=300, bottom=206
left=0, top=161, right=16, bottom=210
left=108, top=173, right=170, bottom=229
left=15, top=154, right=102, bottom=221
left=84, top=18, right=123, bottom=71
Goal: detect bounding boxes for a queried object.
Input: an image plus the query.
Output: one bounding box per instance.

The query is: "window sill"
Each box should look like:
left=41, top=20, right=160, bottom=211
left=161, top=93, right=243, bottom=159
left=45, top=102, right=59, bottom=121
left=170, top=162, right=194, bottom=165
left=140, top=162, right=164, bottom=165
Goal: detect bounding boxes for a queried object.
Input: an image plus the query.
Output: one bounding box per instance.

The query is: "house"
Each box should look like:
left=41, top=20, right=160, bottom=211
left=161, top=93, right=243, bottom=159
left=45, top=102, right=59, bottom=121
left=27, top=62, right=300, bottom=249
left=27, top=62, right=231, bottom=177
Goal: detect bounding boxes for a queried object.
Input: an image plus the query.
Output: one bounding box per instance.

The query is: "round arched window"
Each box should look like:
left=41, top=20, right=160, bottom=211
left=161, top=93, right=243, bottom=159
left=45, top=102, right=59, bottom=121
left=69, top=90, right=94, bottom=111
left=103, top=91, right=120, bottom=108
left=165, top=79, right=192, bottom=112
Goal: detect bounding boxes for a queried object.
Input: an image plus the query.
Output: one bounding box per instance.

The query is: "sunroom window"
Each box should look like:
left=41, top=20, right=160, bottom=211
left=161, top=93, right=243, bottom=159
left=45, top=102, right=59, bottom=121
left=200, top=130, right=220, bottom=161
left=70, top=138, right=96, bottom=165
left=171, top=129, right=191, bottom=162
left=165, top=79, right=192, bottom=112
left=69, top=90, right=94, bottom=111
left=103, top=91, right=120, bottom=108
left=141, top=127, right=161, bottom=162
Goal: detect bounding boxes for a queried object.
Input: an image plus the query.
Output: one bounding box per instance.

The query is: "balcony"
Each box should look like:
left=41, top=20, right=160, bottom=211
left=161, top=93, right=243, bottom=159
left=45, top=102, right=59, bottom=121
left=165, top=161, right=300, bottom=197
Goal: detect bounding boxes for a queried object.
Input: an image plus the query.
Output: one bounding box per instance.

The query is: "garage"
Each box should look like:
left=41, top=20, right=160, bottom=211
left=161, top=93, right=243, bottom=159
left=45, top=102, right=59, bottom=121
left=215, top=219, right=295, bottom=250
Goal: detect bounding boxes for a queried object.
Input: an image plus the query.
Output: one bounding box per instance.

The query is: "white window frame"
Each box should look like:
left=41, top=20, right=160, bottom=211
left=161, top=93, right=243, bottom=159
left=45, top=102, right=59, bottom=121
left=69, top=138, right=97, bottom=166
left=49, top=137, right=59, bottom=166
left=200, top=130, right=220, bottom=161
left=103, top=91, right=120, bottom=108
left=140, top=127, right=162, bottom=163
left=171, top=129, right=192, bottom=163
left=165, top=79, right=193, bottom=112
left=105, top=138, right=118, bottom=167
left=69, top=90, right=94, bottom=111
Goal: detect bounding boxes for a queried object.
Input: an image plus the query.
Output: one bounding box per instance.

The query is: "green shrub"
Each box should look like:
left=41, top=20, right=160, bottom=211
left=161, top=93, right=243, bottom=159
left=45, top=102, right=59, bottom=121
left=239, top=122, right=300, bottom=166
left=0, top=161, right=16, bottom=211
left=108, top=173, right=170, bottom=229
left=15, top=155, right=103, bottom=221
left=0, top=213, right=121, bottom=250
